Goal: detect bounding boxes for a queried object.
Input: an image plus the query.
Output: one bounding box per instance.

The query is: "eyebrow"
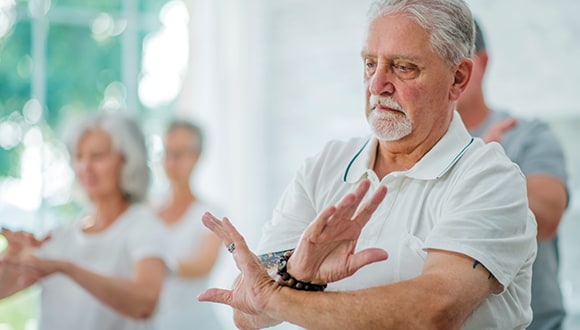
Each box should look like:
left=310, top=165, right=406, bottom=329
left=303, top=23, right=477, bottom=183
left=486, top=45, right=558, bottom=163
left=360, top=52, right=423, bottom=63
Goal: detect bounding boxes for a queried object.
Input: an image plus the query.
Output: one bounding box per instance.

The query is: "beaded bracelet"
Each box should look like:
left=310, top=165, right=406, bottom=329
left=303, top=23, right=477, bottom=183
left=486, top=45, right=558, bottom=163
left=276, top=251, right=327, bottom=292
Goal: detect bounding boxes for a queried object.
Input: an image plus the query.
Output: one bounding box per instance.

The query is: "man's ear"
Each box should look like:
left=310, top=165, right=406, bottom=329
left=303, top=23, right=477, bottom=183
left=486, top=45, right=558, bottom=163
left=449, top=58, right=473, bottom=101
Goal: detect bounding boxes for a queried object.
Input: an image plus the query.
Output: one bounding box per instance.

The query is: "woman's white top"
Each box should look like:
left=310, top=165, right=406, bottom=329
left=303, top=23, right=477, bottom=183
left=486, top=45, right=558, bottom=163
left=154, top=201, right=224, bottom=330
left=36, top=204, right=167, bottom=330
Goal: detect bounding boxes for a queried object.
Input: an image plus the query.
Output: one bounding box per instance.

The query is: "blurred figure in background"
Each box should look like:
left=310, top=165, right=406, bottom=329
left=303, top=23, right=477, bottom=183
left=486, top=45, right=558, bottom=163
left=0, top=111, right=167, bottom=329
left=457, top=20, right=569, bottom=330
left=154, top=120, right=223, bottom=330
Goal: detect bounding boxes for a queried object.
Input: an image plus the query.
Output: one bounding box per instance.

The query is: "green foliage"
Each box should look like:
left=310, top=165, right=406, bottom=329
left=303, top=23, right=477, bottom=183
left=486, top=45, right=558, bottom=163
left=51, top=0, right=121, bottom=11
left=45, top=25, right=122, bottom=126
left=0, top=22, right=31, bottom=120
left=0, top=288, right=39, bottom=330
left=0, top=145, right=23, bottom=178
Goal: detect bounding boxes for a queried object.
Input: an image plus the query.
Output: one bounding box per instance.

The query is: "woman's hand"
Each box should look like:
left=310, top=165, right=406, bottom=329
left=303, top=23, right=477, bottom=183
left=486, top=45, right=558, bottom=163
left=1, top=228, right=50, bottom=256
left=0, top=251, right=65, bottom=282
left=0, top=229, right=51, bottom=297
left=0, top=253, right=50, bottom=292
left=14, top=253, right=65, bottom=277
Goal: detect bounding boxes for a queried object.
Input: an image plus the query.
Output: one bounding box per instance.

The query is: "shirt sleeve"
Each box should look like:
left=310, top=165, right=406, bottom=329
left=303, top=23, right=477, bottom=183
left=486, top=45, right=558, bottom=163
left=126, top=206, right=168, bottom=263
left=424, top=144, right=537, bottom=292
left=256, top=155, right=323, bottom=255
left=256, top=172, right=317, bottom=255
left=504, top=119, right=568, bottom=182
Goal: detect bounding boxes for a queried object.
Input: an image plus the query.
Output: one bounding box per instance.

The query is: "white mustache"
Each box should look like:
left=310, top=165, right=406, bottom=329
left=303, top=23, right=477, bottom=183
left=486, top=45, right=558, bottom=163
left=370, top=95, right=404, bottom=112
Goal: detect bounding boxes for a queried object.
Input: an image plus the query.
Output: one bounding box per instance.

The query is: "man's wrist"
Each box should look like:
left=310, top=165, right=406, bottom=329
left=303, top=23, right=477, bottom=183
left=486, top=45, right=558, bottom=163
left=234, top=309, right=282, bottom=330
left=276, top=251, right=327, bottom=291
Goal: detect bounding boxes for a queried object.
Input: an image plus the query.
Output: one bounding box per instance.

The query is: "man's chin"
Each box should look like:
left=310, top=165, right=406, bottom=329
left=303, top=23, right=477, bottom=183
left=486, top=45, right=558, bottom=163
left=369, top=123, right=412, bottom=141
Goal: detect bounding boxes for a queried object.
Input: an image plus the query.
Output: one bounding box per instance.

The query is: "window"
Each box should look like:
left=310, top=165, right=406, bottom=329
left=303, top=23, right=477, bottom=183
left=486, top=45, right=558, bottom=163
left=0, top=0, right=190, bottom=328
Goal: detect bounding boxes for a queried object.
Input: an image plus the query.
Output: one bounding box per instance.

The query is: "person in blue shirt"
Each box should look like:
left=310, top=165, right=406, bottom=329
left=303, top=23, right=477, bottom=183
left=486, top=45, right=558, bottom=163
left=457, top=19, right=569, bottom=330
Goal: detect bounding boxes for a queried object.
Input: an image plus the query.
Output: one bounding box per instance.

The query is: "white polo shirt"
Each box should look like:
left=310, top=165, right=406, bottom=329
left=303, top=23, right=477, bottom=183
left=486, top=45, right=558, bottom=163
left=257, top=112, right=537, bottom=330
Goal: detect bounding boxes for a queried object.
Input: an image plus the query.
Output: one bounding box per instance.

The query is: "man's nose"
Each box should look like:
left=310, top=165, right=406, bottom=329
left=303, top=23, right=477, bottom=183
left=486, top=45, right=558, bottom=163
left=369, top=64, right=395, bottom=95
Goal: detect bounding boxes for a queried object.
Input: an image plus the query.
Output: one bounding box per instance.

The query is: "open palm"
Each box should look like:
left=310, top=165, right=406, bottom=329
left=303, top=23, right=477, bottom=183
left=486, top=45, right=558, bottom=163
left=288, top=179, right=389, bottom=284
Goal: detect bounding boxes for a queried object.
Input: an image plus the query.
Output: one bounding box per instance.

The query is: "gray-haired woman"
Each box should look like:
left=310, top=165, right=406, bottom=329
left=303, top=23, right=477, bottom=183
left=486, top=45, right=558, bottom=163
left=0, top=111, right=167, bottom=330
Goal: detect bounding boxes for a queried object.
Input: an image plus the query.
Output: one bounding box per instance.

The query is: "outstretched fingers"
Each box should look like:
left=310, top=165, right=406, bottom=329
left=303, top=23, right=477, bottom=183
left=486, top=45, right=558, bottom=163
left=327, top=179, right=371, bottom=224
left=1, top=228, right=50, bottom=248
left=199, top=214, right=245, bottom=305
left=199, top=214, right=275, bottom=316
left=202, top=212, right=232, bottom=249
left=201, top=213, right=250, bottom=261
left=306, top=205, right=337, bottom=237
left=221, top=217, right=251, bottom=258
left=223, top=217, right=270, bottom=272
left=353, top=184, right=387, bottom=227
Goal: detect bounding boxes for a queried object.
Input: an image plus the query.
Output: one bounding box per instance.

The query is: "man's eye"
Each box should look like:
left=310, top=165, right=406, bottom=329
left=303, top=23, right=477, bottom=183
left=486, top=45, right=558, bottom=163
left=392, top=63, right=418, bottom=79
left=365, top=62, right=377, bottom=74
left=394, top=64, right=413, bottom=72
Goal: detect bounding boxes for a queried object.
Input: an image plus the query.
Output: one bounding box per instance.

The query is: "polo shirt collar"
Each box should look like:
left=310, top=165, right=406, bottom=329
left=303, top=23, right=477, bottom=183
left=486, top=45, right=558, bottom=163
left=343, top=111, right=474, bottom=183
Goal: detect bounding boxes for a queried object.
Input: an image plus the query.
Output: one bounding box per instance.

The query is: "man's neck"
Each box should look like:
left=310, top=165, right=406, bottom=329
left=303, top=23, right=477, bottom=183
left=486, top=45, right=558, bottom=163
left=373, top=129, right=445, bottom=179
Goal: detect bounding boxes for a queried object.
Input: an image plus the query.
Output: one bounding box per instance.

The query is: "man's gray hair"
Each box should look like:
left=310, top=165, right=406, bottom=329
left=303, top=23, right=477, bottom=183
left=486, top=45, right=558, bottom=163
left=368, top=0, right=475, bottom=65
left=66, top=111, right=150, bottom=203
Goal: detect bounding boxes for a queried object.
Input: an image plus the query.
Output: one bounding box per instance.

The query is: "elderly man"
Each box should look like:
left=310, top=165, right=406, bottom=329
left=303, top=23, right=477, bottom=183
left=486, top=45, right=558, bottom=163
left=200, top=0, right=537, bottom=329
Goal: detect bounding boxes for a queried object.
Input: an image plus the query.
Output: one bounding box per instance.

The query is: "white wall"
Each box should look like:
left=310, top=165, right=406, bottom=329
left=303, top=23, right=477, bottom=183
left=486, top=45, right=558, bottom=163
left=467, top=0, right=580, bottom=119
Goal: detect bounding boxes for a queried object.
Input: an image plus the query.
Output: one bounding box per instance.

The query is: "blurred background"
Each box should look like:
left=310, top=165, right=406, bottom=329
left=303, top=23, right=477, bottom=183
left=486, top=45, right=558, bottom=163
left=0, top=0, right=578, bottom=329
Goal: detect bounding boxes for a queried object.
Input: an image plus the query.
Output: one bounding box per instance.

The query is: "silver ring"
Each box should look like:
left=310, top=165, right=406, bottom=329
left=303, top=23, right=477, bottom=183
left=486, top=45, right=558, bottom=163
left=227, top=242, right=235, bottom=253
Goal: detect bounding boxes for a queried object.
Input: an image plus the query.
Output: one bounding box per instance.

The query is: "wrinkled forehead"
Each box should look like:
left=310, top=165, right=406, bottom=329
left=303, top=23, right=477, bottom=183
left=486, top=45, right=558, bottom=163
left=362, top=13, right=434, bottom=59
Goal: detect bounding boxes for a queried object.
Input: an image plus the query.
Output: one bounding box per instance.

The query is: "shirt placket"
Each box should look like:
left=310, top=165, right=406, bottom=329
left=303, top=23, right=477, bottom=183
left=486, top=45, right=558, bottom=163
left=358, top=171, right=403, bottom=244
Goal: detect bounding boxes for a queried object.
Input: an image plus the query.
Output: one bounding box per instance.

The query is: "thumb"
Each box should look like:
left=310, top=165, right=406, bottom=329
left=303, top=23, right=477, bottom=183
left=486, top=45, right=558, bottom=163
left=39, top=234, right=52, bottom=245
left=198, top=288, right=234, bottom=305
left=349, top=248, right=389, bottom=274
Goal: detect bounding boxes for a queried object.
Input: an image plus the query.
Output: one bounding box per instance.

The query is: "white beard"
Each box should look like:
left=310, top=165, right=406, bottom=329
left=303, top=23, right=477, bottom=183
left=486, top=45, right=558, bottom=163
left=367, top=96, right=412, bottom=141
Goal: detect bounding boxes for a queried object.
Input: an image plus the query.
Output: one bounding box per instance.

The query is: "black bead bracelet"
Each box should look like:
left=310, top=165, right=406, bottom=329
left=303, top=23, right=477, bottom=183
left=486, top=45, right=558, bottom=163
left=276, top=251, right=327, bottom=292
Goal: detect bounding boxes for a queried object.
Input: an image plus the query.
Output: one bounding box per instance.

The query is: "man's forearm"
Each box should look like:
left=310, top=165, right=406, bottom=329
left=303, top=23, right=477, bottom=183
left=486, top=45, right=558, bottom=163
left=268, top=276, right=466, bottom=330
left=264, top=251, right=498, bottom=330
